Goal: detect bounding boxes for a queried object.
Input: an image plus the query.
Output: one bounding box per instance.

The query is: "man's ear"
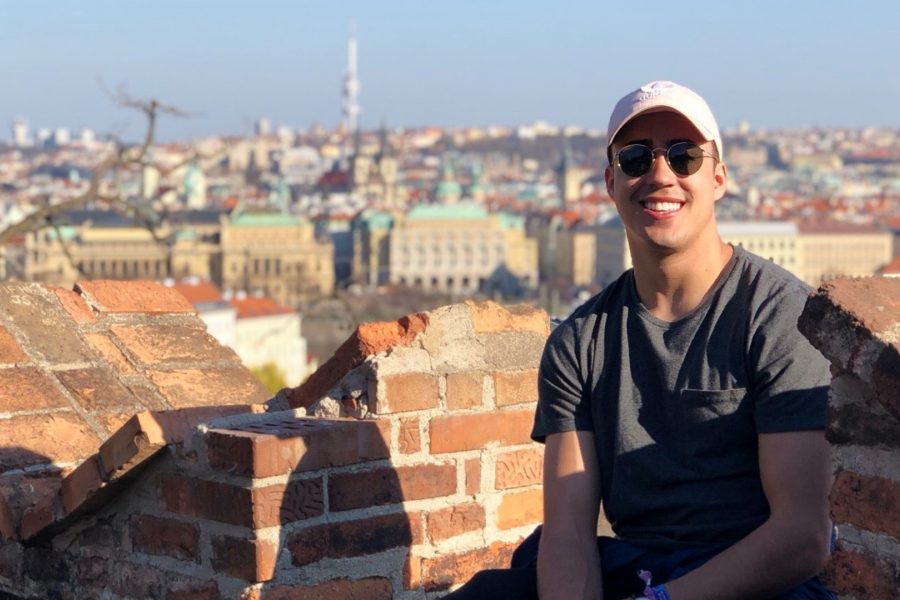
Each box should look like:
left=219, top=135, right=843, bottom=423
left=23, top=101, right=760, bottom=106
left=604, top=165, right=614, bottom=197
left=712, top=161, right=728, bottom=201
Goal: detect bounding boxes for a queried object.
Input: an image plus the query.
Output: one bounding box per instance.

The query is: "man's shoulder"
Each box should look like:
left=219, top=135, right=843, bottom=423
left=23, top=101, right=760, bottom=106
left=729, top=246, right=812, bottom=307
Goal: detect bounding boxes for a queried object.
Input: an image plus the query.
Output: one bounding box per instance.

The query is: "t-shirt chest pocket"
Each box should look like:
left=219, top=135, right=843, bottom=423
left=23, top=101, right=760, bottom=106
left=678, top=388, right=754, bottom=460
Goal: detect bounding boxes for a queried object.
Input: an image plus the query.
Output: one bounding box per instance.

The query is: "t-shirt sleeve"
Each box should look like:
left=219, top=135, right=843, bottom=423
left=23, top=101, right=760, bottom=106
left=750, top=285, right=831, bottom=434
left=531, top=320, right=594, bottom=443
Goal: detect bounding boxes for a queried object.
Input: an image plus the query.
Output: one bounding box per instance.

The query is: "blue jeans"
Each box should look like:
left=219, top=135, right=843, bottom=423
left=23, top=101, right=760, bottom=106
left=443, top=526, right=835, bottom=600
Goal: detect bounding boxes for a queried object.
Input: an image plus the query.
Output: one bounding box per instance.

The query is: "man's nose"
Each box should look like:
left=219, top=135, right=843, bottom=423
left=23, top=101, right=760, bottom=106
left=645, top=150, right=678, bottom=185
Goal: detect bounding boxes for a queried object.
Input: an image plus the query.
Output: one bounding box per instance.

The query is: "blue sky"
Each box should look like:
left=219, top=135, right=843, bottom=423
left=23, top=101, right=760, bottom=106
left=1, top=1, right=898, bottom=141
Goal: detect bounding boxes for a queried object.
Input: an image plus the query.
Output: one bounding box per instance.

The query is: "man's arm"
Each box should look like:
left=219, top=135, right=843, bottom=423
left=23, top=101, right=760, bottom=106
left=538, top=430, right=604, bottom=600
left=662, top=429, right=833, bottom=600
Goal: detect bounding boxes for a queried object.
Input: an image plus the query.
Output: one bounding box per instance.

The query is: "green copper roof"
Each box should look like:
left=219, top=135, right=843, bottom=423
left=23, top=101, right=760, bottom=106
left=230, top=212, right=304, bottom=227
left=434, top=179, right=463, bottom=199
left=406, top=204, right=489, bottom=221
left=498, top=212, right=525, bottom=231
left=47, top=226, right=78, bottom=242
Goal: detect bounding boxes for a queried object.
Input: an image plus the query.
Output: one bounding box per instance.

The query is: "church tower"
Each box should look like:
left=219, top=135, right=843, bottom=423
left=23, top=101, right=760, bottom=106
left=341, top=22, right=361, bottom=135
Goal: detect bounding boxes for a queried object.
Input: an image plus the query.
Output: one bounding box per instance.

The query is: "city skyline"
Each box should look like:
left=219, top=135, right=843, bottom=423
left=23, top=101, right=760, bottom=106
left=2, top=1, right=900, bottom=142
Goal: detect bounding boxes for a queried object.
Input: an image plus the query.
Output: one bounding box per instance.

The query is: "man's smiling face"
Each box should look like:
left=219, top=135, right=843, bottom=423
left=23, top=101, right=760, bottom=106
left=605, top=110, right=727, bottom=257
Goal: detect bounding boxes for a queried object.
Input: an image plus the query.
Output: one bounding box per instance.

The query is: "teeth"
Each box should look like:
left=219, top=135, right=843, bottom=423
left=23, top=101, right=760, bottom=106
left=644, top=202, right=682, bottom=212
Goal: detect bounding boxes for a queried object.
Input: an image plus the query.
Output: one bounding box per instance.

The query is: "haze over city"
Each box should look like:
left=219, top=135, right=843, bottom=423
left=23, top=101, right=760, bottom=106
left=2, top=0, right=899, bottom=141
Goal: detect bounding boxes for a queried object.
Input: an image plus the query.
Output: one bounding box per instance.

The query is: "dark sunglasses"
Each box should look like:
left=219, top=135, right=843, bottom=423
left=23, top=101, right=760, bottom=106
left=615, top=141, right=718, bottom=178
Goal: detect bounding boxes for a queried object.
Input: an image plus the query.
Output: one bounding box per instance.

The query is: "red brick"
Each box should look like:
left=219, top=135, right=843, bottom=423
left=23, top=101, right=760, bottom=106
left=75, top=280, right=196, bottom=315
left=0, top=367, right=70, bottom=413
left=493, top=369, right=539, bottom=406
left=166, top=579, right=220, bottom=600
left=94, top=412, right=140, bottom=435
left=98, top=411, right=167, bottom=480
left=497, top=488, right=543, bottom=530
left=60, top=455, right=108, bottom=515
left=146, top=368, right=270, bottom=408
left=0, top=493, right=15, bottom=541
left=465, top=458, right=482, bottom=495
left=0, top=325, right=28, bottom=364
left=128, top=384, right=169, bottom=410
left=206, top=418, right=390, bottom=478
left=328, top=463, right=456, bottom=512
left=262, top=577, right=393, bottom=600
left=430, top=410, right=534, bottom=454
left=0, top=469, right=65, bottom=533
left=252, top=479, right=325, bottom=527
left=0, top=283, right=94, bottom=364
left=831, top=471, right=900, bottom=538
left=110, top=325, right=239, bottom=366
left=0, top=413, right=102, bottom=471
left=398, top=417, right=421, bottom=454
left=369, top=372, right=439, bottom=414
left=55, top=367, right=141, bottom=412
left=421, top=540, right=519, bottom=592
left=211, top=535, right=277, bottom=582
left=427, top=503, right=485, bottom=541
left=495, top=448, right=543, bottom=490
left=287, top=512, right=423, bottom=567
left=466, top=300, right=550, bottom=336
left=446, top=372, right=484, bottom=410
left=83, top=332, right=137, bottom=375
left=285, top=313, right=428, bottom=409
left=19, top=492, right=61, bottom=541
left=404, top=554, right=422, bottom=590
left=111, top=561, right=168, bottom=599
left=822, top=544, right=900, bottom=600
left=51, top=286, right=97, bottom=324
left=131, top=515, right=200, bottom=562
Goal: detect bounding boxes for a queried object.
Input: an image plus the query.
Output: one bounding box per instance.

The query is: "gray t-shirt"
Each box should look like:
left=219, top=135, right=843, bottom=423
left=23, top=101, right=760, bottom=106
left=532, top=245, right=830, bottom=550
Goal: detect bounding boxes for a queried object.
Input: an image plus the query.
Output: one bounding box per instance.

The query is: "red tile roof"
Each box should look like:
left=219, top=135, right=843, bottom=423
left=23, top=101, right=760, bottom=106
left=878, top=257, right=900, bottom=275
left=230, top=295, right=295, bottom=319
left=170, top=280, right=225, bottom=305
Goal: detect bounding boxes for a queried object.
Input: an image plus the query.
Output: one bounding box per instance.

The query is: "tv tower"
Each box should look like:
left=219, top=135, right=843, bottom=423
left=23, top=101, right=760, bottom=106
left=341, top=21, right=361, bottom=134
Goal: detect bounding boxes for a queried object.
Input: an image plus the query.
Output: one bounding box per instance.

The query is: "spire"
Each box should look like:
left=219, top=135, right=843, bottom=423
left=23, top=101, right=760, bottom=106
left=341, top=21, right=361, bottom=134
left=378, top=119, right=392, bottom=158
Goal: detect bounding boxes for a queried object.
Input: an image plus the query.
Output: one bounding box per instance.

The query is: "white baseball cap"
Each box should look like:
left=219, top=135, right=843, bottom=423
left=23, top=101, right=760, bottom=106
left=607, top=81, right=723, bottom=160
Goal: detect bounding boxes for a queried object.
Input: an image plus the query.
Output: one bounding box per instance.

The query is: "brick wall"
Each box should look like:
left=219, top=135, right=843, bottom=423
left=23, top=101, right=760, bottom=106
left=799, top=277, right=900, bottom=599
left=0, top=295, right=552, bottom=599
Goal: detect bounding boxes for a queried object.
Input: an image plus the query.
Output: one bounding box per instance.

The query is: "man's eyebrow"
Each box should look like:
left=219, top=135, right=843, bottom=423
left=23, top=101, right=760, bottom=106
left=621, top=137, right=652, bottom=147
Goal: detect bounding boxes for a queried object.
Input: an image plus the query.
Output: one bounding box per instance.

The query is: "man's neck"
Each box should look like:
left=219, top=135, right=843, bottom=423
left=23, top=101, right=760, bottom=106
left=630, top=237, right=735, bottom=322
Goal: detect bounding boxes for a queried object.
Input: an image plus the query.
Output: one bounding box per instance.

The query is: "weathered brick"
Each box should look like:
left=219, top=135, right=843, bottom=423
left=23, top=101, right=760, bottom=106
left=19, top=492, right=59, bottom=541
left=430, top=410, right=534, bottom=454
left=131, top=515, right=200, bottom=563
left=51, top=286, right=97, bottom=324
left=0, top=413, right=102, bottom=471
left=0, top=325, right=29, bottom=364
left=55, top=367, right=141, bottom=411
left=23, top=546, right=71, bottom=583
left=826, top=373, right=900, bottom=448
left=0, top=540, right=23, bottom=583
left=166, top=579, right=220, bottom=600
left=446, top=372, right=484, bottom=410
left=262, top=577, right=393, bottom=600
left=211, top=535, right=277, bottom=582
left=287, top=512, right=423, bottom=567
left=0, top=283, right=95, bottom=364
left=0, top=493, right=15, bottom=541
left=78, top=555, right=110, bottom=588
left=159, top=474, right=324, bottom=528
left=60, top=455, right=108, bottom=515
left=328, top=463, right=456, bottom=512
left=0, top=367, right=70, bottom=413
left=285, top=313, right=428, bottom=409
left=465, top=458, right=482, bottom=495
left=207, top=418, right=390, bottom=478
left=93, top=412, right=140, bottom=435
left=497, top=488, right=543, bottom=530
left=466, top=301, right=550, bottom=337
left=83, top=332, right=137, bottom=375
left=98, top=411, right=167, bottom=480
left=831, top=471, right=900, bottom=538
left=822, top=544, right=900, bottom=600
left=493, top=369, right=539, bottom=406
left=398, top=417, right=421, bottom=454
left=426, top=503, right=485, bottom=541
left=75, top=280, right=196, bottom=315
left=403, top=554, right=422, bottom=590
left=0, top=469, right=65, bottom=533
left=146, top=368, right=270, bottom=408
left=495, top=448, right=543, bottom=490
left=369, top=372, right=439, bottom=414
left=110, top=325, right=239, bottom=366
left=111, top=561, right=169, bottom=599
left=128, top=384, right=170, bottom=410
left=479, top=332, right=547, bottom=370
left=420, top=540, right=519, bottom=592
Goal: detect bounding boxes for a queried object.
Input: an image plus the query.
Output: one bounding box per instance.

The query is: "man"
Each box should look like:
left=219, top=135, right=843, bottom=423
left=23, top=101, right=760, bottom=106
left=444, top=81, right=835, bottom=600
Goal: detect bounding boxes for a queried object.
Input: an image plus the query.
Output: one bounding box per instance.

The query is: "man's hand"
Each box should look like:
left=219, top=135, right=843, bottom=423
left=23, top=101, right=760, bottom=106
left=663, top=429, right=833, bottom=600
left=537, top=430, right=604, bottom=600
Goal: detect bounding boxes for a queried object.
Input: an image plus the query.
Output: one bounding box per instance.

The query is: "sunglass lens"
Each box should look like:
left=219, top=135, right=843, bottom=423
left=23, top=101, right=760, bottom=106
left=667, top=142, right=704, bottom=176
left=618, top=145, right=653, bottom=177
